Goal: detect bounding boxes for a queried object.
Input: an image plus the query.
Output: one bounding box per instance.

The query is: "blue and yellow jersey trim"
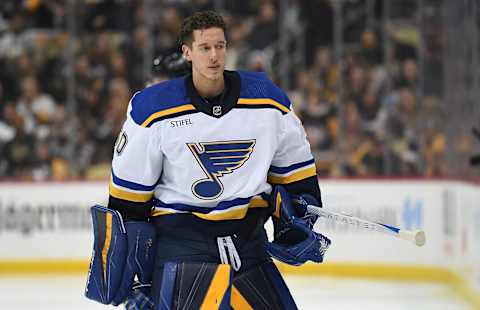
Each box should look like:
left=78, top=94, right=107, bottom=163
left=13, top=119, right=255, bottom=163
left=139, top=97, right=289, bottom=128
left=237, top=71, right=292, bottom=114
left=267, top=159, right=317, bottom=184
left=130, top=71, right=293, bottom=127
left=140, top=104, right=196, bottom=127
left=151, top=194, right=269, bottom=220
left=129, top=78, right=197, bottom=127
left=236, top=98, right=290, bottom=114
left=109, top=170, right=155, bottom=202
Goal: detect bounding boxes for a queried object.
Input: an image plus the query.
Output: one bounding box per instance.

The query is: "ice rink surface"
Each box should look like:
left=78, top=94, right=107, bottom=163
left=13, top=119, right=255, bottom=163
left=0, top=274, right=473, bottom=310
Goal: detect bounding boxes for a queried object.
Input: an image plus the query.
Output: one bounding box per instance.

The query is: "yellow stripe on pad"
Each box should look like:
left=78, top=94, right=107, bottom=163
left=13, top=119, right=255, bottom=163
left=237, top=98, right=290, bottom=113
left=231, top=285, right=253, bottom=310
left=141, top=104, right=196, bottom=127
left=268, top=166, right=317, bottom=184
left=200, top=264, right=231, bottom=310
left=101, top=213, right=112, bottom=282
left=273, top=191, right=281, bottom=219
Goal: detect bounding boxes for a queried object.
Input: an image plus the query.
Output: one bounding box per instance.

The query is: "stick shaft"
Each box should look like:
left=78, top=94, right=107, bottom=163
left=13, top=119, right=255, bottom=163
left=307, top=205, right=425, bottom=246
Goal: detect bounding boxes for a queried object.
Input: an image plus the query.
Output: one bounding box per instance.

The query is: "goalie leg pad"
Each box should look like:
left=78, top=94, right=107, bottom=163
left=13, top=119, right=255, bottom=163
left=85, top=205, right=128, bottom=304
left=85, top=205, right=156, bottom=306
left=231, top=260, right=297, bottom=310
left=155, top=262, right=232, bottom=310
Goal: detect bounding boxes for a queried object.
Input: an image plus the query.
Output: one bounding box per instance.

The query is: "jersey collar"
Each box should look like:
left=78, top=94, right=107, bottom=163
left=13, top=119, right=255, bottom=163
left=185, top=70, right=241, bottom=118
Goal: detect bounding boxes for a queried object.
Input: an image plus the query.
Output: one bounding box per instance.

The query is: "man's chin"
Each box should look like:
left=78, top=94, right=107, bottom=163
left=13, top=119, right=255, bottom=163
left=206, top=71, right=223, bottom=81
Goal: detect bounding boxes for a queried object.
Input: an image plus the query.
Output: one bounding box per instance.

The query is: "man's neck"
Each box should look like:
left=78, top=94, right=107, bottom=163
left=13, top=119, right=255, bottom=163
left=192, top=72, right=225, bottom=99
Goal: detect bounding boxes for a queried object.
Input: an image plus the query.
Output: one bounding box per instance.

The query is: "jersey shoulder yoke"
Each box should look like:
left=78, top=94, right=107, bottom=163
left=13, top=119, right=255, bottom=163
left=237, top=71, right=291, bottom=113
left=130, top=77, right=194, bottom=127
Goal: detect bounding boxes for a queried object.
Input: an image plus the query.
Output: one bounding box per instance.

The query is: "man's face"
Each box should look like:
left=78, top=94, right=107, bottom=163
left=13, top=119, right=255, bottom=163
left=182, top=27, right=226, bottom=81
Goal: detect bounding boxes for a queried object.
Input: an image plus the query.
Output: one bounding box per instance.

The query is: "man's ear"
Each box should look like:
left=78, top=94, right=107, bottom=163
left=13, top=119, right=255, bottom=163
left=182, top=44, right=192, bottom=61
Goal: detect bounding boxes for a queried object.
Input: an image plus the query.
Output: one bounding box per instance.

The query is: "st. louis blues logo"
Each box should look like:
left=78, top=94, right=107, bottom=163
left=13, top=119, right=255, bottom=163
left=187, top=140, right=256, bottom=200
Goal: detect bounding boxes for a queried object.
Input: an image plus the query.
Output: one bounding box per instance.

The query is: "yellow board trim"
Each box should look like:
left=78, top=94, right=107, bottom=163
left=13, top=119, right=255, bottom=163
left=231, top=285, right=253, bottom=310
left=268, top=166, right=317, bottom=184
left=237, top=98, right=290, bottom=113
left=101, top=213, right=112, bottom=282
left=276, top=262, right=459, bottom=282
left=200, top=264, right=231, bottom=310
left=0, top=260, right=89, bottom=276
left=0, top=261, right=460, bottom=280
left=141, top=104, right=196, bottom=127
left=0, top=261, right=478, bottom=309
left=109, top=181, right=153, bottom=202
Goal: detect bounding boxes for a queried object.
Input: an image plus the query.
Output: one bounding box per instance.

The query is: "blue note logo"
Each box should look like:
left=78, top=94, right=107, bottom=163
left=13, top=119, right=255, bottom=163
left=187, top=140, right=256, bottom=200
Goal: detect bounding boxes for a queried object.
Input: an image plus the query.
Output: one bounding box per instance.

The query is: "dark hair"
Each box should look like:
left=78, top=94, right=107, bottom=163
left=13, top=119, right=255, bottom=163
left=179, top=11, right=226, bottom=47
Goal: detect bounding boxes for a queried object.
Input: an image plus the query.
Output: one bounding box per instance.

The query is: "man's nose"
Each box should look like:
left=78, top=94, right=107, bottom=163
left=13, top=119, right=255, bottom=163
left=209, top=49, right=218, bottom=61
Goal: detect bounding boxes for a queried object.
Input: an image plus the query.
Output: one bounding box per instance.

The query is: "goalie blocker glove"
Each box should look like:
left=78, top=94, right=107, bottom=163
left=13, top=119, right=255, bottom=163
left=267, top=185, right=331, bottom=266
left=85, top=205, right=156, bottom=306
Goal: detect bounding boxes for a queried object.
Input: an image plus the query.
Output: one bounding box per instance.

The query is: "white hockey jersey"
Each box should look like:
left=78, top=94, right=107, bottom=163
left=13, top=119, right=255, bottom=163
left=110, top=71, right=317, bottom=221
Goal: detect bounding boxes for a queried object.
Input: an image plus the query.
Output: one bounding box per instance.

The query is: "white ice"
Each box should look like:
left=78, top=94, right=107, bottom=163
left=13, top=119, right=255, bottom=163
left=0, top=275, right=473, bottom=310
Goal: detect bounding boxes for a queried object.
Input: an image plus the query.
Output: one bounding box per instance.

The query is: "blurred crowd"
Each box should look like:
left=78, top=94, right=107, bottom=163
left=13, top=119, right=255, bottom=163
left=0, top=0, right=450, bottom=181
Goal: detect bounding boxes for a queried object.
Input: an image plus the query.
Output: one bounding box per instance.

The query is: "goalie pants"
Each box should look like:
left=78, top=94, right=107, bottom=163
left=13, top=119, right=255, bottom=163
left=150, top=208, right=298, bottom=309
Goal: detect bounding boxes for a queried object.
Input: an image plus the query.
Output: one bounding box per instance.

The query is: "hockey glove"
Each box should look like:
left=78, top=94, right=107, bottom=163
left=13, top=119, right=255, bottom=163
left=85, top=205, right=156, bottom=306
left=266, top=185, right=331, bottom=266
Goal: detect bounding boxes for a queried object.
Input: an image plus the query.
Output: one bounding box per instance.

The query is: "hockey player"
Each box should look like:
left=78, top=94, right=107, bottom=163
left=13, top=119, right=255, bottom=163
left=85, top=11, right=331, bottom=310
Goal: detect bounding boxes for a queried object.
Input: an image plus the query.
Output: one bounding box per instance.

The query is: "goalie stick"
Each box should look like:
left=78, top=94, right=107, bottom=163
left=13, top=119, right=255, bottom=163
left=306, top=205, right=426, bottom=247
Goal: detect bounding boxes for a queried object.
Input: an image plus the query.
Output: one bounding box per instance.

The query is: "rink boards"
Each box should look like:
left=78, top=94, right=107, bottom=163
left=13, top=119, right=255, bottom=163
left=0, top=179, right=479, bottom=306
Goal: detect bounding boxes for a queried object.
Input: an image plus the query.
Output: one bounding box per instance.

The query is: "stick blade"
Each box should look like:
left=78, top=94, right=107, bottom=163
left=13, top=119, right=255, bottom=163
left=414, top=230, right=426, bottom=247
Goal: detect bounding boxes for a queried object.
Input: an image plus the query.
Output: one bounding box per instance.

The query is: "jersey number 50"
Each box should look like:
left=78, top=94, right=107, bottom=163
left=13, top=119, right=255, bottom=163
left=115, top=132, right=128, bottom=155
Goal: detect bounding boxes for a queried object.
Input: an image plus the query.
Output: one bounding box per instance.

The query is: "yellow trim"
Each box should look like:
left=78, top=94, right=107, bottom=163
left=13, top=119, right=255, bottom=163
left=276, top=262, right=458, bottom=282
left=273, top=191, right=281, bottom=219
left=109, top=181, right=153, bottom=202
left=153, top=197, right=268, bottom=220
left=101, top=213, right=112, bottom=282
left=200, top=264, right=231, bottom=310
left=248, top=196, right=269, bottom=208
left=275, top=262, right=480, bottom=309
left=141, top=104, right=196, bottom=127
left=237, top=98, right=290, bottom=113
left=193, top=207, right=248, bottom=221
left=0, top=260, right=89, bottom=275
left=268, top=166, right=317, bottom=184
left=0, top=261, right=460, bottom=280
left=151, top=209, right=176, bottom=216
left=231, top=285, right=253, bottom=310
